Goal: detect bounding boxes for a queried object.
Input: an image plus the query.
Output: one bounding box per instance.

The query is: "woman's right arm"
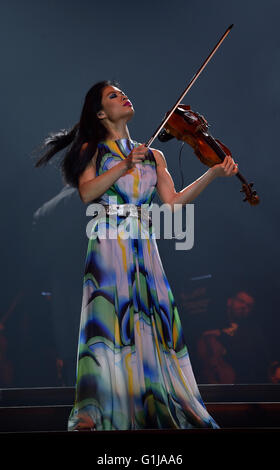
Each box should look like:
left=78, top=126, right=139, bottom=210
left=78, top=153, right=127, bottom=204
left=78, top=143, right=147, bottom=204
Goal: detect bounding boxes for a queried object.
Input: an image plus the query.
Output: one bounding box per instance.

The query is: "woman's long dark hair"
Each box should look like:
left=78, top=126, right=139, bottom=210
left=34, top=79, right=119, bottom=188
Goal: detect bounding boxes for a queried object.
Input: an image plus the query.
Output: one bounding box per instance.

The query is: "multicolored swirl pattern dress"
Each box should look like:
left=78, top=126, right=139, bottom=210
left=68, top=138, right=219, bottom=430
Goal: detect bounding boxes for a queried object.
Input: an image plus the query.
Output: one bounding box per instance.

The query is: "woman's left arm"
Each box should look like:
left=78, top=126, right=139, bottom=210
left=152, top=148, right=238, bottom=210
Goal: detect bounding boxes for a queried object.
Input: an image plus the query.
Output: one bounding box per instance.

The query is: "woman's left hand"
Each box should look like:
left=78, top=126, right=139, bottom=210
left=211, top=155, right=239, bottom=178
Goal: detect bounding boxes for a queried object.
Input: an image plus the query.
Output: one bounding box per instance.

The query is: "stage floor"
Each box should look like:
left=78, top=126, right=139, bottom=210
left=0, top=384, right=280, bottom=432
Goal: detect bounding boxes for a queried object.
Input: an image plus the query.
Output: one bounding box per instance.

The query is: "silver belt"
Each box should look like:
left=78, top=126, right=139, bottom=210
left=101, top=204, right=152, bottom=223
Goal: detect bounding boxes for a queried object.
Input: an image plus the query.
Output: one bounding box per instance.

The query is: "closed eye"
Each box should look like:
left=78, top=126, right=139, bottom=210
left=109, top=91, right=126, bottom=99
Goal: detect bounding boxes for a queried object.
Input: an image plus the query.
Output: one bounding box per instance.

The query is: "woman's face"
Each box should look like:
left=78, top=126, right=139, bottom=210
left=98, top=85, right=134, bottom=122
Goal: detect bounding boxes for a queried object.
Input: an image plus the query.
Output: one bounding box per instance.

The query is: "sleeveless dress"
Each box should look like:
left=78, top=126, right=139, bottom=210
left=68, top=138, right=219, bottom=431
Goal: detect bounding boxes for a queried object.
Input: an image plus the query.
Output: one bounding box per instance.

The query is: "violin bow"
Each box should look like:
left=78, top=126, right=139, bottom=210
left=145, top=24, right=234, bottom=148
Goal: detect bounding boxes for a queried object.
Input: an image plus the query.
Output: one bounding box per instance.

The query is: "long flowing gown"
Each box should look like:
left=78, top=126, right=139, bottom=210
left=68, top=138, right=219, bottom=430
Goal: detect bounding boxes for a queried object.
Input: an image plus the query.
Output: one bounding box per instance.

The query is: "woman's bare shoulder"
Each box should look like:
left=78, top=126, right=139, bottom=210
left=149, top=147, right=167, bottom=168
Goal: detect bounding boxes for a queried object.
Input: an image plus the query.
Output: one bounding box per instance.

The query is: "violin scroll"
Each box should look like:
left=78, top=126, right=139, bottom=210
left=240, top=182, right=260, bottom=206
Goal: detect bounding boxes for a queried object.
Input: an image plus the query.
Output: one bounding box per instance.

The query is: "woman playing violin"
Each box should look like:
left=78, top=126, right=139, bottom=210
left=35, top=80, right=237, bottom=431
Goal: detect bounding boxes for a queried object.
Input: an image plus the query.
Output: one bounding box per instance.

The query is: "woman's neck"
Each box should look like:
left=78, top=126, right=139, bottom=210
left=104, top=120, right=131, bottom=141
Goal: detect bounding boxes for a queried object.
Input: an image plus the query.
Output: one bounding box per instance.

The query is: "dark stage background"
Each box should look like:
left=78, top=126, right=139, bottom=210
left=0, top=0, right=279, bottom=388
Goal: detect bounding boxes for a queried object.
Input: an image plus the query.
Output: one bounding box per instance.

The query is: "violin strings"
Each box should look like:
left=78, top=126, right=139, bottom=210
left=179, top=141, right=185, bottom=192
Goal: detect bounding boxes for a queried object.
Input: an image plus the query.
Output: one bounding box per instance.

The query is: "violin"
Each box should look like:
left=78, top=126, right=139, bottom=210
left=145, top=24, right=260, bottom=206
left=157, top=104, right=260, bottom=206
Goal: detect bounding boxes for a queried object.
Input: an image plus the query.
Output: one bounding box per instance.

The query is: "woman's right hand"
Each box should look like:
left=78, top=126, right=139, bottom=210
left=125, top=144, right=149, bottom=170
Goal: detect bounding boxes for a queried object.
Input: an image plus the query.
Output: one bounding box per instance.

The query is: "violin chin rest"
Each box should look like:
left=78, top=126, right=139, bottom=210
left=158, top=129, right=175, bottom=142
